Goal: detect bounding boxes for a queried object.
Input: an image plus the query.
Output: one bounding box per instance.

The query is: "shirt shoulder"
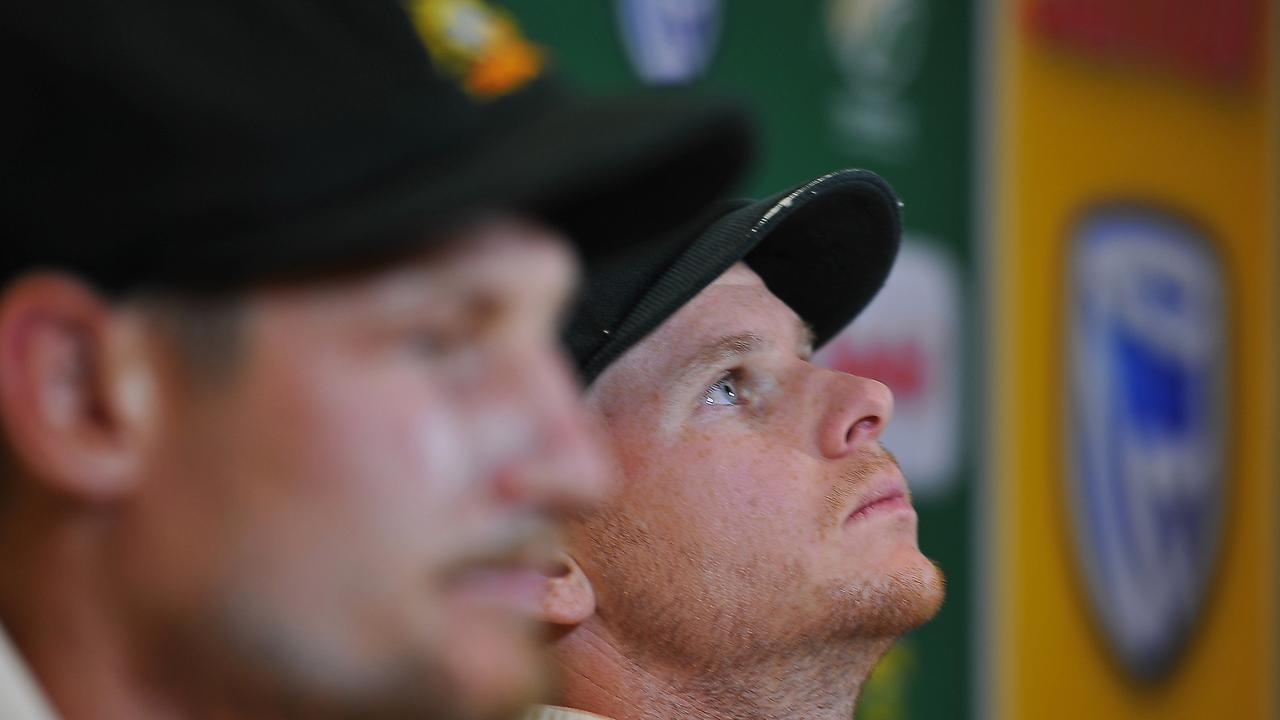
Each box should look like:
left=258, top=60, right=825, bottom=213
left=522, top=704, right=616, bottom=720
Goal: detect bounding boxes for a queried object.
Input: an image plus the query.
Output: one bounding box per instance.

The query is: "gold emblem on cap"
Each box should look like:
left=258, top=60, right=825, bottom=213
left=408, top=0, right=545, bottom=99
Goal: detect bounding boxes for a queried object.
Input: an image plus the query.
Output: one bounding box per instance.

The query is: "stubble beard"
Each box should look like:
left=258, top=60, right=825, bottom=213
left=817, top=449, right=946, bottom=641
left=125, top=541, right=526, bottom=720
left=134, top=587, right=462, bottom=720
left=574, top=451, right=945, bottom=682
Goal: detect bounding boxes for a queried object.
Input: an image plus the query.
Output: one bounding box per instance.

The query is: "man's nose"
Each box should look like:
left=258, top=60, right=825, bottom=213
left=815, top=369, right=894, bottom=460
left=491, top=345, right=614, bottom=512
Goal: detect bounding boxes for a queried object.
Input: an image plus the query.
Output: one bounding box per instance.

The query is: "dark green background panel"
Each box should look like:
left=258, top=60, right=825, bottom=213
left=503, top=3, right=977, bottom=718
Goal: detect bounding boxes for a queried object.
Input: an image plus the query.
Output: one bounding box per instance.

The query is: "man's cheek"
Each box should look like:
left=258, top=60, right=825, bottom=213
left=408, top=404, right=474, bottom=502
left=689, top=472, right=808, bottom=542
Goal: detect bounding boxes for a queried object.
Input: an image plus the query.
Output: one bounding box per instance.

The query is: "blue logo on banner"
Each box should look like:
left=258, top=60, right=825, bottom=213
left=1068, top=207, right=1227, bottom=680
left=616, top=0, right=721, bottom=85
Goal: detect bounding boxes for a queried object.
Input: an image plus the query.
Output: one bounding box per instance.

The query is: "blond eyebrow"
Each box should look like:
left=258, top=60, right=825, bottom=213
left=679, top=314, right=815, bottom=375
left=681, top=332, right=765, bottom=378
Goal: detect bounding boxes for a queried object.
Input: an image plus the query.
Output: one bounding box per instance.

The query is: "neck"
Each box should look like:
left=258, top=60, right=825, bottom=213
left=0, top=493, right=214, bottom=720
left=551, top=620, right=891, bottom=720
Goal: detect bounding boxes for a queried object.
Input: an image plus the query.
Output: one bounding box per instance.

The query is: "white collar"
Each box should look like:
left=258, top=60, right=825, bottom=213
left=522, top=705, right=615, bottom=720
left=0, top=623, right=58, bottom=719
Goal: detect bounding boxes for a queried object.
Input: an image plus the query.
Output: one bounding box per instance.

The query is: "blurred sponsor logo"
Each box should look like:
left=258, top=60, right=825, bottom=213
left=826, top=0, right=928, bottom=159
left=616, top=0, right=721, bottom=85
left=1067, top=206, right=1227, bottom=679
left=408, top=0, right=544, bottom=98
left=1025, top=0, right=1260, bottom=88
left=815, top=238, right=962, bottom=498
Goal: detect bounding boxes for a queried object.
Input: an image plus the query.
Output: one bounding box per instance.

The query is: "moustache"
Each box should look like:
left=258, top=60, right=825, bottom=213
left=824, top=445, right=900, bottom=523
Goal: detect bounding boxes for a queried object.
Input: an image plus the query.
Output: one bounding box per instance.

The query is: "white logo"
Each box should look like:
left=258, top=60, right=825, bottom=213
left=616, top=0, right=722, bottom=85
left=1068, top=207, right=1227, bottom=679
left=814, top=237, right=963, bottom=498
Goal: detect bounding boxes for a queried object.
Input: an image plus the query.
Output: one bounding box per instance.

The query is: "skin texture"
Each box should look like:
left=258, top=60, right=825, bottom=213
left=0, top=217, right=610, bottom=720
left=541, top=263, right=945, bottom=720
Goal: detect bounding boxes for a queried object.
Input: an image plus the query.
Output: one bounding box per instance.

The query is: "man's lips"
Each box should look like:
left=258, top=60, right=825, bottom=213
left=844, top=475, right=914, bottom=525
left=445, top=566, right=545, bottom=614
left=439, top=527, right=558, bottom=614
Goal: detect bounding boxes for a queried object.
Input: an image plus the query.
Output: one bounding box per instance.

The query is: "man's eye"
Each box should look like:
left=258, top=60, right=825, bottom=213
left=409, top=329, right=463, bottom=359
left=703, top=375, right=741, bottom=406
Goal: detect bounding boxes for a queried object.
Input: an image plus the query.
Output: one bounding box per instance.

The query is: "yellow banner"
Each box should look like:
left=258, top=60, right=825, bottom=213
left=987, top=0, right=1277, bottom=717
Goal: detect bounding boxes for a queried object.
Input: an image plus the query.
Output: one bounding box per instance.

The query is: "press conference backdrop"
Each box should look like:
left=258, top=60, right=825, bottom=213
left=498, top=1, right=1279, bottom=719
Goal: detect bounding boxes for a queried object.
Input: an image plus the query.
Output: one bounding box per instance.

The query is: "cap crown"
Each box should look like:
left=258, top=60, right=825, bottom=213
left=1, top=0, right=556, bottom=290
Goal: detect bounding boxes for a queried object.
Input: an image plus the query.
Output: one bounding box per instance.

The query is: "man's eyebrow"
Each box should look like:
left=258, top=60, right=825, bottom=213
left=679, top=332, right=765, bottom=379
left=677, top=318, right=815, bottom=379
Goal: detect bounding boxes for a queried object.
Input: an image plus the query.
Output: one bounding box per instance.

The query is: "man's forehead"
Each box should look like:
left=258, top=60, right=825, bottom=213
left=708, top=261, right=768, bottom=289
left=626, top=264, right=811, bottom=374
left=589, top=263, right=813, bottom=416
left=668, top=264, right=804, bottom=341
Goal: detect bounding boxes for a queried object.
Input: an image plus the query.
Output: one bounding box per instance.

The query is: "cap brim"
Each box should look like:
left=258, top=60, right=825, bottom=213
left=574, top=169, right=901, bottom=382
left=740, top=170, right=901, bottom=347
left=145, top=90, right=752, bottom=291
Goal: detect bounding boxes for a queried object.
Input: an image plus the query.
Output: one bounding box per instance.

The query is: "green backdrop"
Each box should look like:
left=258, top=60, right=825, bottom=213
left=503, top=2, right=977, bottom=717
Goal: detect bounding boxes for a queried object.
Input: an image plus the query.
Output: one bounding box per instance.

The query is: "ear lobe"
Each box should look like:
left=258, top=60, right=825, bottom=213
left=0, top=274, right=153, bottom=501
left=538, top=550, right=596, bottom=626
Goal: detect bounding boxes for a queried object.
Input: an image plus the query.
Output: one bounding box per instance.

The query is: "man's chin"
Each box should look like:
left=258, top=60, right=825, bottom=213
left=440, top=610, right=550, bottom=720
left=449, top=660, right=549, bottom=720
left=886, top=551, right=946, bottom=632
left=828, top=550, right=946, bottom=638
left=909, top=556, right=946, bottom=625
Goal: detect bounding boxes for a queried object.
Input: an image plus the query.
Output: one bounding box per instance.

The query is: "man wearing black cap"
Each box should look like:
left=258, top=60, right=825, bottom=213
left=0, top=0, right=749, bottom=718
left=532, top=170, right=945, bottom=720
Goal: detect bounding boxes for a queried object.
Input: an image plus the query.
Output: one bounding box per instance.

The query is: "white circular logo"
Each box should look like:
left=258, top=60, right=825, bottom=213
left=1067, top=206, right=1228, bottom=679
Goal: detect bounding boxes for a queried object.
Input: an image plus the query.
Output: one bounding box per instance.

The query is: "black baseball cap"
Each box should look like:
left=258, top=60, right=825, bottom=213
left=0, top=0, right=751, bottom=294
left=565, top=169, right=902, bottom=384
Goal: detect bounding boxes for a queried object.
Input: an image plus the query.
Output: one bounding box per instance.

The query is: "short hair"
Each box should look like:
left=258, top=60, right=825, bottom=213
left=133, top=291, right=246, bottom=381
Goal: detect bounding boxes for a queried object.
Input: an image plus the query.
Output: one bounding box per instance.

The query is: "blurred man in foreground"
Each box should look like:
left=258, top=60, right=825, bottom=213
left=0, top=1, right=749, bottom=718
left=533, top=170, right=944, bottom=720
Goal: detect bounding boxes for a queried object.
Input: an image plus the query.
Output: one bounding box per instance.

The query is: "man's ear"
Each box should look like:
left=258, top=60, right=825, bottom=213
left=0, top=273, right=157, bottom=501
left=538, top=549, right=595, bottom=626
